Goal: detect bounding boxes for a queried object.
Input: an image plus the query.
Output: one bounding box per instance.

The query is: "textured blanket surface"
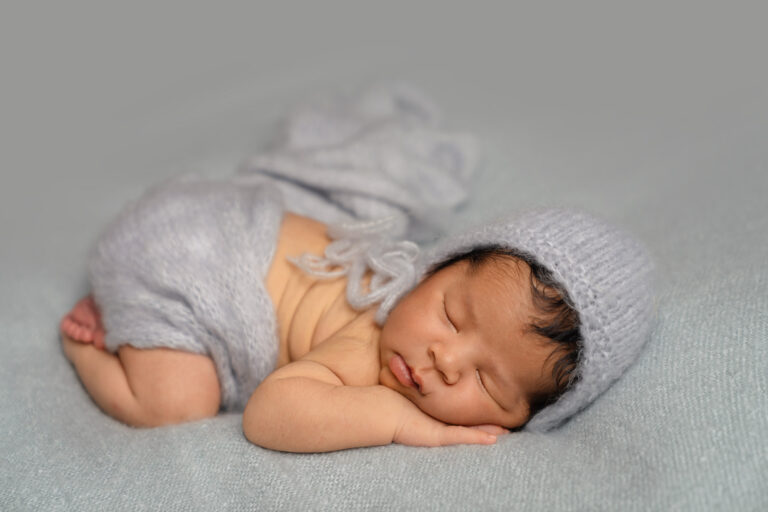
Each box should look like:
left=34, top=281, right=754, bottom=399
left=3, top=2, right=767, bottom=510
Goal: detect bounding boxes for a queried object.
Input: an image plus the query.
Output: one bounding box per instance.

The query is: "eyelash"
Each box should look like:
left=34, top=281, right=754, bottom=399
left=476, top=369, right=491, bottom=397
left=443, top=296, right=458, bottom=333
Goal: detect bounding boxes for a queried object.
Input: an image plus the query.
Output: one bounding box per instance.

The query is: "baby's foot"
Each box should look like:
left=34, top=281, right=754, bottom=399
left=60, top=295, right=106, bottom=349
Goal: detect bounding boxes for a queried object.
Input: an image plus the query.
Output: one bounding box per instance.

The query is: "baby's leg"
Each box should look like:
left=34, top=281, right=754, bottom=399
left=61, top=333, right=221, bottom=427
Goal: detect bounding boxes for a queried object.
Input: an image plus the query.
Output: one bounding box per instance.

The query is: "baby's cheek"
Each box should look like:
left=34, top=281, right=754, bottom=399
left=415, top=394, right=480, bottom=426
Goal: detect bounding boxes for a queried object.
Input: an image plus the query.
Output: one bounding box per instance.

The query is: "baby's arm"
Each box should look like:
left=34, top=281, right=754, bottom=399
left=242, top=336, right=499, bottom=452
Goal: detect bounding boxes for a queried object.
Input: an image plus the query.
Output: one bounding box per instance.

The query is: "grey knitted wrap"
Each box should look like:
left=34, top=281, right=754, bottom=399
left=88, top=175, right=285, bottom=411
left=400, top=208, right=656, bottom=432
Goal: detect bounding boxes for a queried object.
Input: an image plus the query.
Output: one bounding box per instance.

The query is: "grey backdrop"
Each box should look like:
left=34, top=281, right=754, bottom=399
left=2, top=2, right=767, bottom=510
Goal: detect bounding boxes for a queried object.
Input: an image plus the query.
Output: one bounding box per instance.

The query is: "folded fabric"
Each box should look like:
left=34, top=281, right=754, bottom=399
left=236, top=81, right=480, bottom=241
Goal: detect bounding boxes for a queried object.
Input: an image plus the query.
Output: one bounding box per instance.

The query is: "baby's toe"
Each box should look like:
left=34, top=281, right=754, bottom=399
left=60, top=315, right=94, bottom=343
left=74, top=325, right=94, bottom=342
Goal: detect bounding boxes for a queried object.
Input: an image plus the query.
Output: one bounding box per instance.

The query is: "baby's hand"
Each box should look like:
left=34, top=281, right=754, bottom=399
left=393, top=400, right=506, bottom=447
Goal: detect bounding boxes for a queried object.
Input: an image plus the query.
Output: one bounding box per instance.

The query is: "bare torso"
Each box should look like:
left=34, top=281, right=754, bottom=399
left=264, top=213, right=381, bottom=369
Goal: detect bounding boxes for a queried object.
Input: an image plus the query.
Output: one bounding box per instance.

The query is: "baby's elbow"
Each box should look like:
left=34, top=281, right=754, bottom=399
left=242, top=379, right=291, bottom=448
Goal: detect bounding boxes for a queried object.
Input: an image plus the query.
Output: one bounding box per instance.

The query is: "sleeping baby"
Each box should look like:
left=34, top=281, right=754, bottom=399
left=60, top=176, right=655, bottom=452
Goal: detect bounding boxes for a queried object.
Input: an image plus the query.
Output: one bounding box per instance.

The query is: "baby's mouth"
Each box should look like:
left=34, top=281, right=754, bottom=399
left=411, top=369, right=423, bottom=393
left=389, top=354, right=420, bottom=391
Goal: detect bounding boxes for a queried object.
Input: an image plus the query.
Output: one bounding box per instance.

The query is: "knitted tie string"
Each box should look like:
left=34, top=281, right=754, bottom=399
left=287, top=216, right=419, bottom=324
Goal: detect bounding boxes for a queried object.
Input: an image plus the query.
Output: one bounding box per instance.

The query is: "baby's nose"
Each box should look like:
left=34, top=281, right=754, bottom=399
left=428, top=344, right=462, bottom=385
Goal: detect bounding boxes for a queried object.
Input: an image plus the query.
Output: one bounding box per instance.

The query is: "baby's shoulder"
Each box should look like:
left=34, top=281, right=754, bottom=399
left=300, top=309, right=382, bottom=387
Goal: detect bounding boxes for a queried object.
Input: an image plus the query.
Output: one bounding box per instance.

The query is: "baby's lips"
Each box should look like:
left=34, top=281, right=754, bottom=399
left=388, top=354, right=416, bottom=389
left=470, top=424, right=509, bottom=435
left=411, top=370, right=424, bottom=393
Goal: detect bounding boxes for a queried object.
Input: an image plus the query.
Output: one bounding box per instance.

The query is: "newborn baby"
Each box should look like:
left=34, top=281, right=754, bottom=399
left=60, top=178, right=654, bottom=452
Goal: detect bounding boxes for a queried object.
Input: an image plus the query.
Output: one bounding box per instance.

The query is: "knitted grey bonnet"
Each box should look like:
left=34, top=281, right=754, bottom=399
left=411, top=208, right=656, bottom=431
left=291, top=208, right=656, bottom=431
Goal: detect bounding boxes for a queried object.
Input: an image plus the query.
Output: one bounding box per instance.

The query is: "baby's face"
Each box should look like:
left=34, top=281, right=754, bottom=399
left=378, top=258, right=560, bottom=429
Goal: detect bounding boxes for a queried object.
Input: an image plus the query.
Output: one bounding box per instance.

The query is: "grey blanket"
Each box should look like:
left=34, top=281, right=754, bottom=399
left=4, top=5, right=767, bottom=506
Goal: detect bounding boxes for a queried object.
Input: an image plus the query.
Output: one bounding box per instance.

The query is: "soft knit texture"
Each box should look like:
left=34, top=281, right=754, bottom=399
left=88, top=175, right=285, bottom=411
left=288, top=216, right=420, bottom=325
left=236, top=81, right=479, bottom=241
left=413, top=209, right=656, bottom=431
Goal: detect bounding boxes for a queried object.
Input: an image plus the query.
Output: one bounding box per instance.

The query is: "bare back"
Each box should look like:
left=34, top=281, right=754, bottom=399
left=264, top=213, right=381, bottom=369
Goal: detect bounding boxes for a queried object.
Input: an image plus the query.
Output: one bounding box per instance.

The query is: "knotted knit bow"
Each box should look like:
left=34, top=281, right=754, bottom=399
left=288, top=216, right=420, bottom=324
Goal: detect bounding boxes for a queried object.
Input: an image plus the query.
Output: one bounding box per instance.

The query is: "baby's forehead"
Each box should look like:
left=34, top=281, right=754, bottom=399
left=464, top=255, right=533, bottom=296
left=449, top=257, right=538, bottom=321
left=468, top=254, right=529, bottom=278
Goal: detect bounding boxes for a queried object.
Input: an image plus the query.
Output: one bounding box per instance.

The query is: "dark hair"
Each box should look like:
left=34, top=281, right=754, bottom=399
left=427, top=245, right=582, bottom=420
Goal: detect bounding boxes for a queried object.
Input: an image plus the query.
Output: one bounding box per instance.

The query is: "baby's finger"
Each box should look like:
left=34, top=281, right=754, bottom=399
left=441, top=425, right=497, bottom=446
left=469, top=424, right=509, bottom=436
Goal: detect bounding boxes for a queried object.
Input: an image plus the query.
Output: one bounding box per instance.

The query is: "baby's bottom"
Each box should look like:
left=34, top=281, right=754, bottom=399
left=60, top=295, right=221, bottom=427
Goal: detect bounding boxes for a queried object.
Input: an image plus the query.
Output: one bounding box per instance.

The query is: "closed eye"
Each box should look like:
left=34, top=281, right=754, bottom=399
left=475, top=369, right=488, bottom=394
left=443, top=296, right=458, bottom=333
left=476, top=369, right=500, bottom=407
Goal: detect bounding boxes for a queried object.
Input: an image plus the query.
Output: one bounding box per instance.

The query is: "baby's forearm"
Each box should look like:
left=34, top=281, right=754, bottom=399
left=243, top=376, right=408, bottom=452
